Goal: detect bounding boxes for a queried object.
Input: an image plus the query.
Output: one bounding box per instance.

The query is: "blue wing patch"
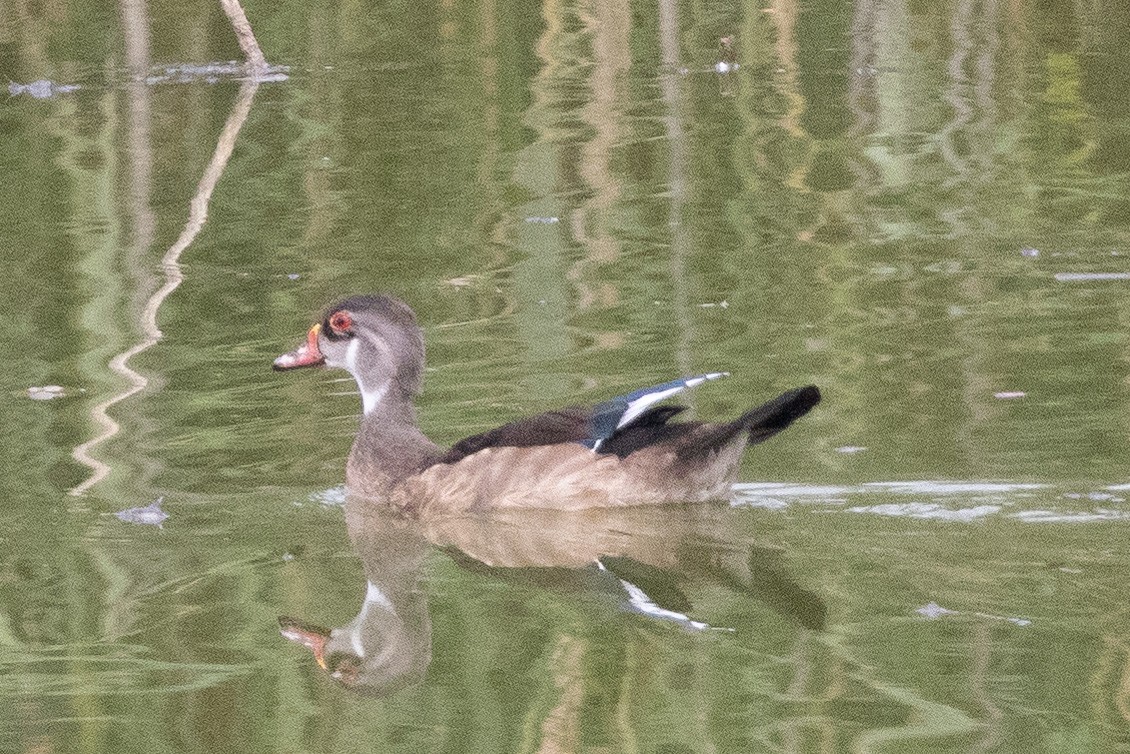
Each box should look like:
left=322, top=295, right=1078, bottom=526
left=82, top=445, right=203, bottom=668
left=581, top=372, right=729, bottom=451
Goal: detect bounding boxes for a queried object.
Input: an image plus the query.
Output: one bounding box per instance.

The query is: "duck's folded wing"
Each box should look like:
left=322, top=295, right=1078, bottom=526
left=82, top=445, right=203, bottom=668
left=433, top=408, right=592, bottom=466
left=431, top=373, right=728, bottom=467
left=583, top=372, right=728, bottom=451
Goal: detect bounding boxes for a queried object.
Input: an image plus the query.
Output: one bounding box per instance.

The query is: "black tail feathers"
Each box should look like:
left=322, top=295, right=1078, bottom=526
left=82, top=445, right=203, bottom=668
left=673, top=384, right=820, bottom=463
left=741, top=385, right=821, bottom=446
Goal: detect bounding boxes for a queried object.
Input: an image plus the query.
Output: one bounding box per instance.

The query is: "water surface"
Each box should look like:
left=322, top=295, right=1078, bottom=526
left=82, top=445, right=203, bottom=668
left=3, top=0, right=1130, bottom=751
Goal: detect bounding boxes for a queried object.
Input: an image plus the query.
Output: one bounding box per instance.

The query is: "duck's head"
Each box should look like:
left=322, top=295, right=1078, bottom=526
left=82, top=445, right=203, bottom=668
left=274, top=294, right=425, bottom=415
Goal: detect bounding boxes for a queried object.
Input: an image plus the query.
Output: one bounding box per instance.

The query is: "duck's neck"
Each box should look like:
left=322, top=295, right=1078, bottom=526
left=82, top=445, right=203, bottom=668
left=355, top=370, right=415, bottom=425
left=347, top=374, right=440, bottom=497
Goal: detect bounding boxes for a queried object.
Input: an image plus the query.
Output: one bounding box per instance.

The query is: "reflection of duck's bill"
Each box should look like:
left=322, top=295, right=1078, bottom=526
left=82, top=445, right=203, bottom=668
left=278, top=616, right=330, bottom=670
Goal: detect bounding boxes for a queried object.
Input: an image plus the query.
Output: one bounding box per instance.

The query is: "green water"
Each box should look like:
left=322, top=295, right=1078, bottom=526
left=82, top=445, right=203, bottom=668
left=3, top=0, right=1130, bottom=751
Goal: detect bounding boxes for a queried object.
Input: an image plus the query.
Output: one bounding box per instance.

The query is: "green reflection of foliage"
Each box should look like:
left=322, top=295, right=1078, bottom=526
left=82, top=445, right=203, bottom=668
left=1038, top=52, right=1094, bottom=166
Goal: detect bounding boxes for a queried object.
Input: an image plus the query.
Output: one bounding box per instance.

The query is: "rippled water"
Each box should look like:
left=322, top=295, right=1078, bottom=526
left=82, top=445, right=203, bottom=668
left=3, top=0, right=1130, bottom=751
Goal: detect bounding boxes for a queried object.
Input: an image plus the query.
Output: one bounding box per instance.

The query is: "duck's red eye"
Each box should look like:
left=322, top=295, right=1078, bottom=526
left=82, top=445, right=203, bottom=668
left=329, top=311, right=353, bottom=334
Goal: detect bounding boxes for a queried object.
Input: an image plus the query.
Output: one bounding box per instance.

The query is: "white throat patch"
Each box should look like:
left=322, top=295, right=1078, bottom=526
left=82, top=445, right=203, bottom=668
left=345, top=338, right=390, bottom=415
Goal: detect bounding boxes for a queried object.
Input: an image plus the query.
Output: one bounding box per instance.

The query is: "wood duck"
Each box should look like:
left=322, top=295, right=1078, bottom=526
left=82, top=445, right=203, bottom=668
left=274, top=295, right=820, bottom=513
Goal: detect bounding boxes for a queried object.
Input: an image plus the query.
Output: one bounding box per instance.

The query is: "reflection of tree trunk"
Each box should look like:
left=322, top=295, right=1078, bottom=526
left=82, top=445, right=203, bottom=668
left=769, top=0, right=805, bottom=140
left=969, top=621, right=1003, bottom=752
left=847, top=0, right=878, bottom=139
left=510, top=4, right=571, bottom=401
left=939, top=0, right=975, bottom=184
left=973, top=0, right=1000, bottom=175
left=120, top=0, right=155, bottom=260
left=571, top=0, right=629, bottom=318
left=534, top=635, right=584, bottom=754
left=870, top=0, right=912, bottom=189
left=946, top=0, right=999, bottom=475
left=658, top=0, right=694, bottom=383
left=120, top=0, right=161, bottom=488
left=71, top=81, right=260, bottom=496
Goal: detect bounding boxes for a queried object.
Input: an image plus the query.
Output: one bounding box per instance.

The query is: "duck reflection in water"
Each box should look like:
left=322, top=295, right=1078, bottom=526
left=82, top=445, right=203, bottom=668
left=279, top=499, right=826, bottom=694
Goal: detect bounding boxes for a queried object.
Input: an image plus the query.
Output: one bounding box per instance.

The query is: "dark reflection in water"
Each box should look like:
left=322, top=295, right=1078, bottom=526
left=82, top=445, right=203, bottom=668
left=281, top=499, right=824, bottom=695
left=280, top=505, right=433, bottom=695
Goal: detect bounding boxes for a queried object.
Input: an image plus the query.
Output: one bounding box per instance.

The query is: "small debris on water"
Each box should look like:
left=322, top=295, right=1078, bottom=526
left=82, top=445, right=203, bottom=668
left=715, top=36, right=739, bottom=75
left=835, top=446, right=868, bottom=454
left=698, top=300, right=728, bottom=308
left=114, top=497, right=169, bottom=528
left=1020, top=246, right=1039, bottom=258
left=993, top=391, right=1026, bottom=400
left=27, top=385, right=66, bottom=401
left=917, top=602, right=957, bottom=619
left=524, top=216, right=560, bottom=224
left=281, top=552, right=296, bottom=562
left=287, top=273, right=300, bottom=280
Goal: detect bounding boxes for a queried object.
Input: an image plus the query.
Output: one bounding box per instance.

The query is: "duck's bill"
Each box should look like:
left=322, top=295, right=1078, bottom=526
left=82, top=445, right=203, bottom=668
left=273, top=324, right=326, bottom=370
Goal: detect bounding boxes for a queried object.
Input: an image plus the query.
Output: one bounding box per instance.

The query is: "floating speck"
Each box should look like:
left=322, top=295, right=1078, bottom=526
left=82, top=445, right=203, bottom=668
left=287, top=273, right=300, bottom=280
left=281, top=552, right=296, bottom=562
left=917, top=602, right=956, bottom=619
left=1020, top=246, right=1039, bottom=257
left=114, top=497, right=169, bottom=528
left=698, top=300, right=728, bottom=308
left=993, top=391, right=1026, bottom=400
left=524, top=216, right=559, bottom=224
left=835, top=446, right=868, bottom=454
